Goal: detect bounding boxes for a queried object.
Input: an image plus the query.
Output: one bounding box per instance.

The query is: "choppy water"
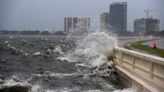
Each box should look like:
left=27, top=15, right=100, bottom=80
left=0, top=33, right=136, bottom=92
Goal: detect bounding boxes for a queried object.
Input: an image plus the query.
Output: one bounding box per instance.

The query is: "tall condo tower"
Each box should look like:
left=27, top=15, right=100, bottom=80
left=109, top=2, right=127, bottom=34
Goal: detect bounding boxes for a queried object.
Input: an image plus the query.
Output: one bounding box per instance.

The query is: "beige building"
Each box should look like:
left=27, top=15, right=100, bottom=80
left=64, top=17, right=90, bottom=35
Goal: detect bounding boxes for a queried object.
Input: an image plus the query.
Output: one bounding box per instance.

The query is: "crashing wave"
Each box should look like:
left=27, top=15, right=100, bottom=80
left=58, top=32, right=117, bottom=67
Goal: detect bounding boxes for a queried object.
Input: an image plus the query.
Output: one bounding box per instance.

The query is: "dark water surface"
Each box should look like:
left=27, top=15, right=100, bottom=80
left=0, top=35, right=126, bottom=92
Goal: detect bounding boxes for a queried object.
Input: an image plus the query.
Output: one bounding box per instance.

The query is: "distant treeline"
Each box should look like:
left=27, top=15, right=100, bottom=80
left=0, top=30, right=163, bottom=36
left=0, top=30, right=66, bottom=36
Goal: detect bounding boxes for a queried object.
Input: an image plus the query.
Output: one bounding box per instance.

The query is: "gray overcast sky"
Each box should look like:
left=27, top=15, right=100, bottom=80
left=0, top=0, right=163, bottom=31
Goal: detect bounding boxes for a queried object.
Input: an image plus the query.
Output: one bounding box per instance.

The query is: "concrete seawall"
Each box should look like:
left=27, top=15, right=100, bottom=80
left=113, top=47, right=164, bottom=92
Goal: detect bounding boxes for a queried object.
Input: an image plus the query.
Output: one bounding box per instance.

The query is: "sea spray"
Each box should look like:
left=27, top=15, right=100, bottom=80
left=58, top=32, right=117, bottom=67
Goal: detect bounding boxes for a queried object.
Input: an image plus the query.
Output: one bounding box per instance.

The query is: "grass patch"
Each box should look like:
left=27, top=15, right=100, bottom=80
left=124, top=41, right=164, bottom=58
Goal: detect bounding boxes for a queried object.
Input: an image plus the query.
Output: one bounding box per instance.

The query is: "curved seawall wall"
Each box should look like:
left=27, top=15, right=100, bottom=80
left=113, top=47, right=164, bottom=92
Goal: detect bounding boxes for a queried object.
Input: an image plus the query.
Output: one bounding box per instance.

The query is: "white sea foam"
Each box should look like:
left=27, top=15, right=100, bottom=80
left=1, top=79, right=28, bottom=87
left=82, top=90, right=103, bottom=92
left=53, top=46, right=64, bottom=54
left=33, top=51, right=41, bottom=56
left=46, top=87, right=79, bottom=92
left=59, top=32, right=117, bottom=67
left=31, top=86, right=136, bottom=92
left=112, top=88, right=137, bottom=92
left=32, top=71, right=95, bottom=79
left=45, top=88, right=135, bottom=92
left=57, top=53, right=78, bottom=62
left=0, top=78, right=30, bottom=91
left=31, top=85, right=44, bottom=92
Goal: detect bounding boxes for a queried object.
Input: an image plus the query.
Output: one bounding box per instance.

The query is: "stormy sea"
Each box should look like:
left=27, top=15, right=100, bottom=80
left=0, top=32, right=136, bottom=92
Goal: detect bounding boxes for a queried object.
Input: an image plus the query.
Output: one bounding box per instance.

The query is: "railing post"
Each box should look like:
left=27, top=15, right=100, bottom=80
left=119, top=50, right=123, bottom=65
left=150, top=62, right=154, bottom=79
left=132, top=56, right=135, bottom=70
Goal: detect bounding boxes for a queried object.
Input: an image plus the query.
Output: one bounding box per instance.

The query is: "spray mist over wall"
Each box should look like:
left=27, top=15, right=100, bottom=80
left=59, top=32, right=117, bottom=67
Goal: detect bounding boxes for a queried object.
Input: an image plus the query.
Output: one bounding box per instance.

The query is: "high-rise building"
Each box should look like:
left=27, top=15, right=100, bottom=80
left=109, top=2, right=127, bottom=34
left=146, top=18, right=160, bottom=34
left=64, top=17, right=90, bottom=35
left=134, top=18, right=160, bottom=35
left=134, top=18, right=146, bottom=35
left=100, top=12, right=110, bottom=32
